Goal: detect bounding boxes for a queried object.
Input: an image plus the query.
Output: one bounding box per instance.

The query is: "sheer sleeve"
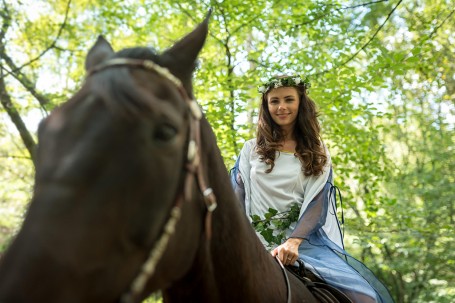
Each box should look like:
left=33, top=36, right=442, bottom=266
left=290, top=173, right=332, bottom=239
left=231, top=140, right=254, bottom=214
left=230, top=155, right=245, bottom=208
left=290, top=165, right=344, bottom=249
left=289, top=144, right=344, bottom=248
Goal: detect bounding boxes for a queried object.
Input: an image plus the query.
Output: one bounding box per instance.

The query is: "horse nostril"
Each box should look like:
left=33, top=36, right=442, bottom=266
left=154, top=124, right=177, bottom=142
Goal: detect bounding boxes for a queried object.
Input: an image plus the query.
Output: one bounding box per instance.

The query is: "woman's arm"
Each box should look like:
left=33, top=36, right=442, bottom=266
left=271, top=178, right=331, bottom=265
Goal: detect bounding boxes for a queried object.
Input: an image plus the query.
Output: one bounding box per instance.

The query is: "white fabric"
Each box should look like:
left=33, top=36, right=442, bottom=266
left=236, top=139, right=394, bottom=302
left=238, top=139, right=343, bottom=249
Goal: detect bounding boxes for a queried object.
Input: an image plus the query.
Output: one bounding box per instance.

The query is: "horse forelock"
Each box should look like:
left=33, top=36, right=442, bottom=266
left=82, top=46, right=186, bottom=120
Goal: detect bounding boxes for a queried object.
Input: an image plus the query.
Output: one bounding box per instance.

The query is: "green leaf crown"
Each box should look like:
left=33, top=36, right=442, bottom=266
left=257, top=75, right=311, bottom=94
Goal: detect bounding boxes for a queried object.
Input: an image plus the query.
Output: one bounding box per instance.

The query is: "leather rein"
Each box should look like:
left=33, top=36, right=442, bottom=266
left=86, top=58, right=291, bottom=303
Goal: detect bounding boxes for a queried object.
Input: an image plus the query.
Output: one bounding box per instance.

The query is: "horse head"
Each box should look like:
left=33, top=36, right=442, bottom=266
left=0, top=12, right=214, bottom=303
left=0, top=9, right=322, bottom=303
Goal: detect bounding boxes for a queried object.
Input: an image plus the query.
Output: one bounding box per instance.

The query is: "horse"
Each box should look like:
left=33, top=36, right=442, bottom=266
left=0, top=13, right=321, bottom=303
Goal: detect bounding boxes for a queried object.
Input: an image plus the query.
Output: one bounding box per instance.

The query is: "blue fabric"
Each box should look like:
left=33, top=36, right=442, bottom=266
left=230, top=154, right=395, bottom=303
left=290, top=169, right=344, bottom=248
left=298, top=232, right=394, bottom=303
left=230, top=155, right=246, bottom=210
left=229, top=155, right=240, bottom=189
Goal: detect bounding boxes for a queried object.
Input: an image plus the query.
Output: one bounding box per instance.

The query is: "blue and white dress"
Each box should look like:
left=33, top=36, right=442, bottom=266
left=231, top=139, right=394, bottom=303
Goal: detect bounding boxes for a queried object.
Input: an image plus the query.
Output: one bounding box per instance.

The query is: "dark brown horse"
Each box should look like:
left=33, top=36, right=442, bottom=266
left=0, top=13, right=319, bottom=303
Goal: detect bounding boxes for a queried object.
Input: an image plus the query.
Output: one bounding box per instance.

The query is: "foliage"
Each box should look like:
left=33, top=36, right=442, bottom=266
left=142, top=292, right=163, bottom=303
left=251, top=203, right=300, bottom=249
left=0, top=128, right=33, bottom=253
left=0, top=0, right=453, bottom=302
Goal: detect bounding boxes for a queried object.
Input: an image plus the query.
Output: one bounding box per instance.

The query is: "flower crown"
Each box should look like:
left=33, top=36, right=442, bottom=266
left=257, top=75, right=311, bottom=94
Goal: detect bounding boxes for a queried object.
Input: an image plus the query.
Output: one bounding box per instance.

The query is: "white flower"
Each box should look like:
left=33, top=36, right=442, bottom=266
left=293, top=77, right=301, bottom=85
left=274, top=82, right=283, bottom=88
left=258, top=86, right=266, bottom=93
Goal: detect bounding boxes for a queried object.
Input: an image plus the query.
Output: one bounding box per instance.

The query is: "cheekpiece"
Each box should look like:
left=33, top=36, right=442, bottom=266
left=257, top=75, right=311, bottom=94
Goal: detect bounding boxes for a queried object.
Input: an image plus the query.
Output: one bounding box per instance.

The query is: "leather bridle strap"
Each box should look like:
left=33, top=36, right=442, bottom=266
left=188, top=107, right=217, bottom=239
left=275, top=256, right=292, bottom=303
left=87, top=58, right=217, bottom=303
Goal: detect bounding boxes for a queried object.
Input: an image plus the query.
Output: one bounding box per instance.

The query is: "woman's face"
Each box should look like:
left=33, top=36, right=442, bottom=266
left=266, top=86, right=300, bottom=133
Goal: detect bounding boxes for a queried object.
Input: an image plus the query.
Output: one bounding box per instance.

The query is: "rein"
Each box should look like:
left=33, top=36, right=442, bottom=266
left=275, top=256, right=292, bottom=303
left=87, top=58, right=217, bottom=303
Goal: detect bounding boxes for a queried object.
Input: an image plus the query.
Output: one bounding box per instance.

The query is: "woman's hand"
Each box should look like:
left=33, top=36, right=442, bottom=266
left=271, top=237, right=302, bottom=265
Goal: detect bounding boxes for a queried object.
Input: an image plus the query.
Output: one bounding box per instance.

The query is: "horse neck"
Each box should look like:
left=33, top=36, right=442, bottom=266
left=213, top=154, right=288, bottom=298
left=164, top=121, right=318, bottom=302
left=205, top=150, right=317, bottom=302
left=165, top=125, right=288, bottom=302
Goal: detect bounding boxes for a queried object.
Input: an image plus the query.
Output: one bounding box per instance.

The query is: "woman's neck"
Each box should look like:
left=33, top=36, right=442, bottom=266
left=279, top=130, right=297, bottom=152
left=280, top=140, right=296, bottom=153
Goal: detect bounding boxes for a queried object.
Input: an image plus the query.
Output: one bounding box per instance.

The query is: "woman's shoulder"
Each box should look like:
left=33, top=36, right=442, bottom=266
left=239, top=138, right=257, bottom=158
left=242, top=138, right=256, bottom=150
left=245, top=138, right=256, bottom=146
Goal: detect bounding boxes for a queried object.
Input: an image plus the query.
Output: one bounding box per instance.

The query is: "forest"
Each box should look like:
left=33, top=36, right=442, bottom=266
left=0, top=1, right=453, bottom=302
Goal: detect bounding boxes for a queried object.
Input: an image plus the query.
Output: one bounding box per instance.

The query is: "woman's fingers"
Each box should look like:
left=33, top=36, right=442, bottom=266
left=277, top=249, right=295, bottom=265
left=270, top=244, right=298, bottom=265
left=284, top=254, right=296, bottom=265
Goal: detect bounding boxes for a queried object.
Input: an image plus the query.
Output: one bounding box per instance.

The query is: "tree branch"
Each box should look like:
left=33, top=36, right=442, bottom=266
left=0, top=52, right=50, bottom=111
left=383, top=243, right=404, bottom=302
left=7, top=0, right=72, bottom=75
left=338, top=0, right=389, bottom=10
left=314, top=0, right=403, bottom=76
left=428, top=7, right=455, bottom=40
left=174, top=1, right=227, bottom=46
left=0, top=0, right=71, bottom=113
left=0, top=67, right=36, bottom=165
left=293, top=0, right=389, bottom=30
left=0, top=0, right=11, bottom=43
left=0, top=154, right=32, bottom=160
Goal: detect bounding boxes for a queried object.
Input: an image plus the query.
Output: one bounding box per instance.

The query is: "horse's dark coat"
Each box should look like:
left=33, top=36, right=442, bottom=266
left=0, top=13, right=318, bottom=303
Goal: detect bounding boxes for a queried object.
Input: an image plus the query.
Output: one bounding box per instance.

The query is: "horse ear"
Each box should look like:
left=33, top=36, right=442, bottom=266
left=85, top=36, right=114, bottom=71
left=161, top=10, right=211, bottom=97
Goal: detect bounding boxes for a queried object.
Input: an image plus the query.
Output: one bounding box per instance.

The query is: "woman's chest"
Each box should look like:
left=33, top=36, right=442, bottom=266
left=251, top=153, right=306, bottom=191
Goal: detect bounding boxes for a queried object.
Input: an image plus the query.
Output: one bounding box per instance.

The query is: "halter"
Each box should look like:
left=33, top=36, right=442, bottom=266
left=87, top=58, right=292, bottom=303
left=87, top=58, right=217, bottom=303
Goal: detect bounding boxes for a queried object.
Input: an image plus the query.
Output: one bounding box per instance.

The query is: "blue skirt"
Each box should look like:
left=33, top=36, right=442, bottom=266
left=297, top=231, right=394, bottom=303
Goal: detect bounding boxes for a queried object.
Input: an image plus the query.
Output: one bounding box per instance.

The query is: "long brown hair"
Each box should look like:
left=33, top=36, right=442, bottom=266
left=256, top=85, right=327, bottom=176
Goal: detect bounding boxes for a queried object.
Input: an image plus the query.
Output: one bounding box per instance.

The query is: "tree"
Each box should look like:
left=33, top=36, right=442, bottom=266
left=0, top=1, right=453, bottom=301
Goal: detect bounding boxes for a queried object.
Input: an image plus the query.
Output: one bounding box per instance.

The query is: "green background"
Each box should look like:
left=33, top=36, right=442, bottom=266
left=0, top=1, right=453, bottom=302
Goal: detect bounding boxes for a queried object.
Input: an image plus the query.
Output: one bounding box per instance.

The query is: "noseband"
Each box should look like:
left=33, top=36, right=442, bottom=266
left=87, top=58, right=217, bottom=303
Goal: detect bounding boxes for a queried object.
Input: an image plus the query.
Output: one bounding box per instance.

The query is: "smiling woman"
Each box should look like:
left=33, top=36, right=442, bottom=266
left=266, top=87, right=301, bottom=138
left=231, top=75, right=394, bottom=303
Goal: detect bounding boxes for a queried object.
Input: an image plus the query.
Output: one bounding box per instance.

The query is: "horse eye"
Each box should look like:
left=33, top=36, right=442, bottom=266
left=154, top=124, right=177, bottom=142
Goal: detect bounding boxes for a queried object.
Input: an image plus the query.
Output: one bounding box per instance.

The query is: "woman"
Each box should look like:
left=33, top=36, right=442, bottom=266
left=231, top=75, right=394, bottom=303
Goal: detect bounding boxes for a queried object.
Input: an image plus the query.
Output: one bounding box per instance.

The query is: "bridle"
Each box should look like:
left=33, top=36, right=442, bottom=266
left=87, top=58, right=217, bottom=303
left=86, top=58, right=291, bottom=303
